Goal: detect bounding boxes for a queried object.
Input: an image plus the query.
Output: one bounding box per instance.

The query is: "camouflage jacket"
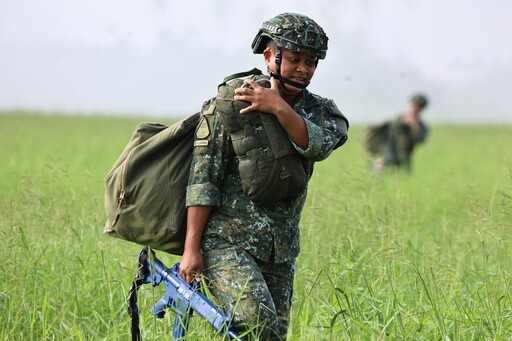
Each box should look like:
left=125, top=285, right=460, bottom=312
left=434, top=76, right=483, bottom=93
left=382, top=114, right=428, bottom=170
left=186, top=87, right=348, bottom=263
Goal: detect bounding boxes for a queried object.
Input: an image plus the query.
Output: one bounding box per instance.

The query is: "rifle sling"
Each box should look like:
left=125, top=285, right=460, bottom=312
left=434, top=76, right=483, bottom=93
left=127, top=249, right=149, bottom=341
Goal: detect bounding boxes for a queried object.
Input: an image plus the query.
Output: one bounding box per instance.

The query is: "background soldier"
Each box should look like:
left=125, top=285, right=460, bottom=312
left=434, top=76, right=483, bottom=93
left=365, top=93, right=429, bottom=173
left=179, top=13, right=349, bottom=339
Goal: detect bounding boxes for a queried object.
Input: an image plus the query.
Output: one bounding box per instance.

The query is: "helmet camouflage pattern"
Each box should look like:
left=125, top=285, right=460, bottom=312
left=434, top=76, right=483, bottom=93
left=411, top=93, right=428, bottom=109
left=252, top=13, right=328, bottom=59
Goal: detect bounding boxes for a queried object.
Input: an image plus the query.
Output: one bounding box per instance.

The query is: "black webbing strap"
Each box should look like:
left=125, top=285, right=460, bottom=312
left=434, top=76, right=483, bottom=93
left=127, top=249, right=149, bottom=341
left=221, top=68, right=262, bottom=85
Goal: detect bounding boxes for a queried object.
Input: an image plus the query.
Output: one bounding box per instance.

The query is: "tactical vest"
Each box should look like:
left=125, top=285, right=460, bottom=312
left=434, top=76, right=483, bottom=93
left=215, top=69, right=307, bottom=206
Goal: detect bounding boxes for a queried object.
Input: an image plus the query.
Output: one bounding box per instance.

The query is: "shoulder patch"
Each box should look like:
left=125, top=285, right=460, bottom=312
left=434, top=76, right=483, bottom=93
left=196, top=116, right=210, bottom=139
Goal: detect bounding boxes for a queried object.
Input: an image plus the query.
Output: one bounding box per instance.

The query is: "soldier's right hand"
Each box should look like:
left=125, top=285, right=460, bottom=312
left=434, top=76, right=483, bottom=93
left=179, top=248, right=203, bottom=283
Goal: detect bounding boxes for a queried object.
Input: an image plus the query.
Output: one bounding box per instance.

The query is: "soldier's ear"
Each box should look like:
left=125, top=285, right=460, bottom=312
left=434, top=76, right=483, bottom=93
left=263, top=47, right=273, bottom=64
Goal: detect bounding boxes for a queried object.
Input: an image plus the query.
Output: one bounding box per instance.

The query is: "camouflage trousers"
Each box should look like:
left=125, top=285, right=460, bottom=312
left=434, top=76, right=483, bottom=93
left=202, top=235, right=295, bottom=340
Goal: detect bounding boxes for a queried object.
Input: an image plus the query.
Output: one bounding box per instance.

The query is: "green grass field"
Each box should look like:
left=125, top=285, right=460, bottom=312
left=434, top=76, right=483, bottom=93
left=1, top=112, right=511, bottom=340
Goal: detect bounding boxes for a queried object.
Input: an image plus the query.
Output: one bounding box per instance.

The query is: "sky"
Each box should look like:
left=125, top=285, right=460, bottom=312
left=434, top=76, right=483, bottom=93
left=1, top=0, right=511, bottom=124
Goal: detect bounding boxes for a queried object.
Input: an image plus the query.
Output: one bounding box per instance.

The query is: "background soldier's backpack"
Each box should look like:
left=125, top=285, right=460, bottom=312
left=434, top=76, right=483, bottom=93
left=363, top=117, right=414, bottom=155
left=363, top=121, right=390, bottom=154
left=103, top=113, right=199, bottom=255
left=215, top=69, right=307, bottom=206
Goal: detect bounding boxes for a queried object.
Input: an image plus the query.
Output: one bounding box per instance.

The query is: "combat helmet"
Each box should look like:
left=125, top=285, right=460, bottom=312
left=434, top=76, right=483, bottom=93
left=251, top=13, right=328, bottom=89
left=411, top=94, right=428, bottom=109
left=252, top=13, right=328, bottom=59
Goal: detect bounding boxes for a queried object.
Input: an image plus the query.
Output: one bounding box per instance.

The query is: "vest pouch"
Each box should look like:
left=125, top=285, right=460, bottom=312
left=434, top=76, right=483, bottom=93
left=237, top=149, right=306, bottom=206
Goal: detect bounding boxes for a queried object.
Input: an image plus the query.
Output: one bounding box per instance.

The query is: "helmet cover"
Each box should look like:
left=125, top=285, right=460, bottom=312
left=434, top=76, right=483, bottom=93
left=252, top=13, right=328, bottom=59
left=411, top=94, right=428, bottom=109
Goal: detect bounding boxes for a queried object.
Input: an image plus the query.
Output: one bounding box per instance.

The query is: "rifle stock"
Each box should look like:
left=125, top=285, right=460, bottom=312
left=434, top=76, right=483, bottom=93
left=138, top=249, right=242, bottom=340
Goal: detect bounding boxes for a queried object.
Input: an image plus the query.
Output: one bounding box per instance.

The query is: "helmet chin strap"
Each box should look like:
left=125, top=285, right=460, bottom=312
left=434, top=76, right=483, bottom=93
left=270, top=47, right=310, bottom=90
left=269, top=71, right=309, bottom=90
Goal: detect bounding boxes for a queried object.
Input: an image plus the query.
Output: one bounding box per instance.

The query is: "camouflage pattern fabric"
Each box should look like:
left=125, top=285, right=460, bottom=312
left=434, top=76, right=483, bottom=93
left=382, top=118, right=415, bottom=170
left=187, top=89, right=348, bottom=263
left=252, top=13, right=328, bottom=59
left=186, top=81, right=348, bottom=337
left=372, top=115, right=428, bottom=171
left=202, top=235, right=294, bottom=340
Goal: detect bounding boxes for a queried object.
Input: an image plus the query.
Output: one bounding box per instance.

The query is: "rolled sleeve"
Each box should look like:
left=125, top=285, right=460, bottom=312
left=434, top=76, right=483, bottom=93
left=186, top=183, right=221, bottom=206
left=292, top=97, right=348, bottom=161
left=293, top=119, right=324, bottom=158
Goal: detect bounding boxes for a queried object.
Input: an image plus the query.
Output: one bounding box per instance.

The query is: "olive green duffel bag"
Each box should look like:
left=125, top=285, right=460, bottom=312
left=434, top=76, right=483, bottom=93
left=103, top=113, right=199, bottom=255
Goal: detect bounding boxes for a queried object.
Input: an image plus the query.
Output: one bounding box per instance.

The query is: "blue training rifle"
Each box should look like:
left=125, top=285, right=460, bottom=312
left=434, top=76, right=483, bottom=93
left=127, top=248, right=242, bottom=340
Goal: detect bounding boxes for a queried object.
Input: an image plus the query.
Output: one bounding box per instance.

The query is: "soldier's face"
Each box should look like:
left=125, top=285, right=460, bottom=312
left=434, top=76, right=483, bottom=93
left=265, top=47, right=317, bottom=94
left=410, top=102, right=423, bottom=116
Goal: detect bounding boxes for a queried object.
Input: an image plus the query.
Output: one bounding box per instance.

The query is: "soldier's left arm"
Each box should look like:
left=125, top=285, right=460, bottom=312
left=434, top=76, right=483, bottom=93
left=235, top=77, right=310, bottom=149
left=294, top=98, right=349, bottom=161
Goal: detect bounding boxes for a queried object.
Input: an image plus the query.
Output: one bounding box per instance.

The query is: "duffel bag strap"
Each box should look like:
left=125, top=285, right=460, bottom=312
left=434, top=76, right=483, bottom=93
left=221, top=68, right=262, bottom=85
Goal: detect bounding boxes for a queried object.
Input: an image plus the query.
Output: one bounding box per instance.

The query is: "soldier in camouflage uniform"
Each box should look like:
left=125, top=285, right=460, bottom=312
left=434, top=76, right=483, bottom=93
left=366, top=94, right=429, bottom=172
left=180, top=13, right=349, bottom=340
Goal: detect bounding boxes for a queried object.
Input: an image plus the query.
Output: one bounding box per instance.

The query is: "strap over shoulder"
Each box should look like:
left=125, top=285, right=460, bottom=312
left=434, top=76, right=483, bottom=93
left=220, top=68, right=263, bottom=85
